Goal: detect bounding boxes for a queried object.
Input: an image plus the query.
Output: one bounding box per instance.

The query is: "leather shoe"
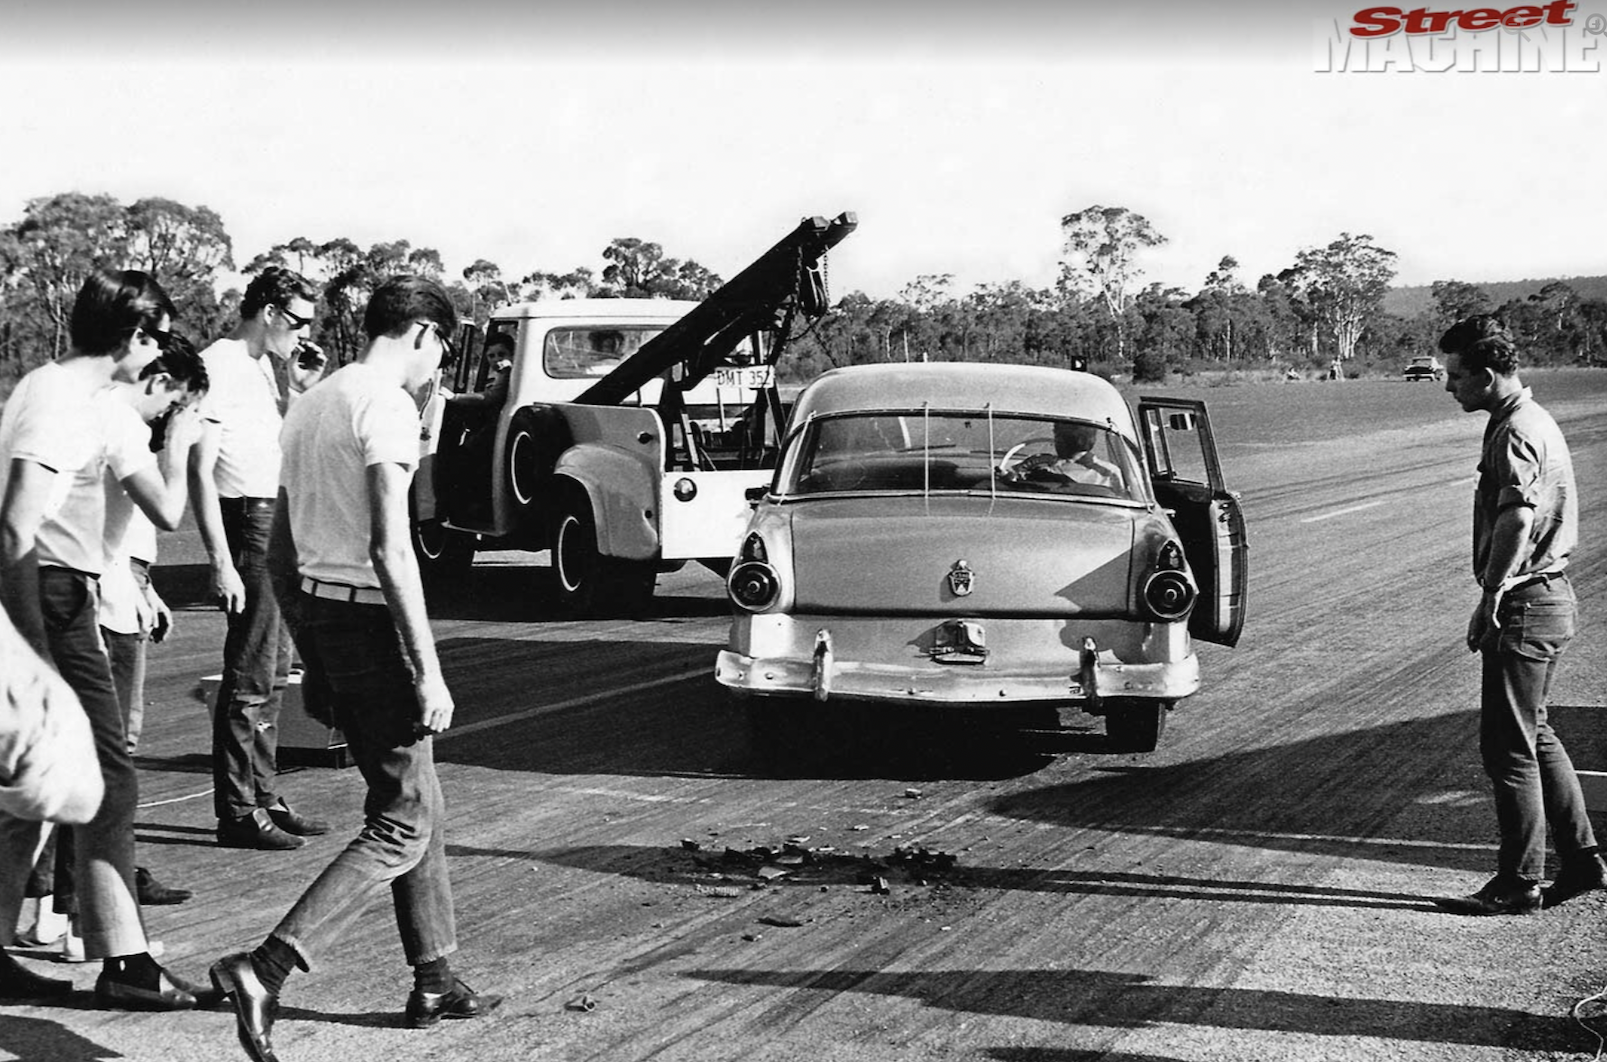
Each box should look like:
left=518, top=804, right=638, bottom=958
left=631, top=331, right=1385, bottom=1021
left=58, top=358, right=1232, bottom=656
left=218, top=809, right=304, bottom=851
left=136, top=866, right=193, bottom=905
left=1434, top=875, right=1541, bottom=916
left=211, top=952, right=280, bottom=1062
left=94, top=964, right=204, bottom=1011
left=265, top=801, right=331, bottom=837
left=405, top=978, right=503, bottom=1028
left=1543, top=853, right=1607, bottom=909
left=0, top=950, right=73, bottom=999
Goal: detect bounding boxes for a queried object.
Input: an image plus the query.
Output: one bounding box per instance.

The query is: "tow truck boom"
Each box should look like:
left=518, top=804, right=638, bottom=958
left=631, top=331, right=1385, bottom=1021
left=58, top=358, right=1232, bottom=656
left=575, top=211, right=857, bottom=407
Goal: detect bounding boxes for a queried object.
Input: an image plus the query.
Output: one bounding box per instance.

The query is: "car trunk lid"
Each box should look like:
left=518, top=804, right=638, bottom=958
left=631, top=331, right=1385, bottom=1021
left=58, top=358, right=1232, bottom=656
left=788, top=496, right=1135, bottom=615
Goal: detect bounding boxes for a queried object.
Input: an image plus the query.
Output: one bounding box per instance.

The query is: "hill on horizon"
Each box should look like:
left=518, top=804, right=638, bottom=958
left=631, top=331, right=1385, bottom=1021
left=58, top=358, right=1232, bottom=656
left=1383, top=275, right=1607, bottom=318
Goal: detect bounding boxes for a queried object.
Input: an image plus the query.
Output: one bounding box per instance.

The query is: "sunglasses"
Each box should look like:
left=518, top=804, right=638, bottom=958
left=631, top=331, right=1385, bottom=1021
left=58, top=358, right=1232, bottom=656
left=276, top=305, right=315, bottom=330
left=416, top=321, right=457, bottom=362
left=128, top=325, right=175, bottom=350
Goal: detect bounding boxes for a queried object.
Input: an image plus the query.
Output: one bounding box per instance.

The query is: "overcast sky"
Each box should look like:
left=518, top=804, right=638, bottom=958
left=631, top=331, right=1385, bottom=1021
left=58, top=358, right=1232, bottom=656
left=2, top=0, right=1604, bottom=299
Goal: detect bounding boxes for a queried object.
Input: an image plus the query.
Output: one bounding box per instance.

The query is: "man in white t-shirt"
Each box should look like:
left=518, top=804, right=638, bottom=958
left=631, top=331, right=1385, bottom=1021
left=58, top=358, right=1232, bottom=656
left=211, top=276, right=499, bottom=1062
left=0, top=269, right=209, bottom=1009
left=190, top=266, right=330, bottom=851
left=0, top=608, right=101, bottom=825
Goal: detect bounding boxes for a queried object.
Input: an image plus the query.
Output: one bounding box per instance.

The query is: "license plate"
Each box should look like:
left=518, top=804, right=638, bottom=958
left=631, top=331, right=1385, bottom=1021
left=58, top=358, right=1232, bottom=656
left=715, top=366, right=774, bottom=389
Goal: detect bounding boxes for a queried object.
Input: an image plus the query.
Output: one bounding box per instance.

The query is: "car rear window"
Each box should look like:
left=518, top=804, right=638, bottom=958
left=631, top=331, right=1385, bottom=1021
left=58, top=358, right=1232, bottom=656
left=780, top=411, right=1144, bottom=501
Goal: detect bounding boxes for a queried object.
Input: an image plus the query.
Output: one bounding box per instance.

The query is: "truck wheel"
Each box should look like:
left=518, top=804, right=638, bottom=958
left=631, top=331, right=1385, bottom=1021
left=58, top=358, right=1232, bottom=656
left=552, top=493, right=655, bottom=617
left=504, top=406, right=572, bottom=537
left=412, top=517, right=475, bottom=585
left=1104, top=699, right=1168, bottom=753
left=409, top=487, right=475, bottom=586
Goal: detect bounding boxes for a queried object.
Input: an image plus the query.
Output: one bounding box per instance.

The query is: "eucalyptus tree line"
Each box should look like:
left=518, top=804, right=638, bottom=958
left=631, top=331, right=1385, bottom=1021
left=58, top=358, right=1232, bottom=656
left=4, top=191, right=1605, bottom=393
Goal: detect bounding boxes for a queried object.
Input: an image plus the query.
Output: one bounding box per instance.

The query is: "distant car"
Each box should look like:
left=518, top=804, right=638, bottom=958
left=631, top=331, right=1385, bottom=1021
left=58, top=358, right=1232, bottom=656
left=714, top=363, right=1247, bottom=754
left=1404, top=355, right=1444, bottom=381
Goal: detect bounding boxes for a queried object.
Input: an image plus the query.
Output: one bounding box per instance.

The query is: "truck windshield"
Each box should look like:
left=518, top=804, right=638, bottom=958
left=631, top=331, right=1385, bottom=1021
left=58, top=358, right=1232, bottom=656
left=780, top=412, right=1144, bottom=501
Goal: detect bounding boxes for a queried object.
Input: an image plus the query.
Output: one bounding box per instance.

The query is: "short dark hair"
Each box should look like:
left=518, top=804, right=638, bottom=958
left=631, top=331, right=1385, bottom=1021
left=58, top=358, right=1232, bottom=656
left=138, top=331, right=209, bottom=394
left=240, top=266, right=317, bottom=321
left=1439, top=314, right=1519, bottom=376
left=69, top=270, right=177, bottom=357
left=363, top=274, right=458, bottom=341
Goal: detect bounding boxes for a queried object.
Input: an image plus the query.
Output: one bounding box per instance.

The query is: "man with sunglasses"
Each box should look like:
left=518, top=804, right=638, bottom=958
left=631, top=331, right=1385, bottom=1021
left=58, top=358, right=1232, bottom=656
left=0, top=269, right=212, bottom=1008
left=212, top=276, right=498, bottom=1062
left=190, top=266, right=331, bottom=851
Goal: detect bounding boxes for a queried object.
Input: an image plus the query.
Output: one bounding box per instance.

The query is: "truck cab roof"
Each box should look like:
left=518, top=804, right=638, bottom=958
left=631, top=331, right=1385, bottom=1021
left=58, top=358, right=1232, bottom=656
left=492, top=298, right=701, bottom=322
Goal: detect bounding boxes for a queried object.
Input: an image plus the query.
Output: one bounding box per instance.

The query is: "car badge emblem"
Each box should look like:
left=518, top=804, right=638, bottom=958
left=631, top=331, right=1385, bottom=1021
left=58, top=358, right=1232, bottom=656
left=948, top=559, right=974, bottom=597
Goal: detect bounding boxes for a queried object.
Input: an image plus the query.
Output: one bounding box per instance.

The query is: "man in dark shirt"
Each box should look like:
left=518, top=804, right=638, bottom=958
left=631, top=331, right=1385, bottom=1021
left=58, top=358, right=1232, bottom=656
left=1434, top=315, right=1606, bottom=916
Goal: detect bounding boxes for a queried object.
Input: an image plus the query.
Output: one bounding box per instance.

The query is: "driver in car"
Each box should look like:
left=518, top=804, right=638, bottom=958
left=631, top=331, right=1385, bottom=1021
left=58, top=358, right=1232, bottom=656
left=1003, top=421, right=1123, bottom=491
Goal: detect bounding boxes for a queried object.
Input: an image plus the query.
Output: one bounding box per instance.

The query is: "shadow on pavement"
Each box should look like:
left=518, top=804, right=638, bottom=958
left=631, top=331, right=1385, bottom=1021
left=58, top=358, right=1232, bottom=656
left=682, top=967, right=1579, bottom=1051
left=988, top=713, right=1496, bottom=872
left=0, top=1015, right=121, bottom=1062
left=432, top=638, right=1078, bottom=782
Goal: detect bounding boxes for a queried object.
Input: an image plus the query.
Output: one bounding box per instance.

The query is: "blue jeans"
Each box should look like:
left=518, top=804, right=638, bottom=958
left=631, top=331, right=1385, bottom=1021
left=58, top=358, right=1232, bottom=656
left=213, top=497, right=294, bottom=820
left=270, top=592, right=456, bottom=970
left=1479, top=575, right=1597, bottom=883
left=35, top=567, right=145, bottom=956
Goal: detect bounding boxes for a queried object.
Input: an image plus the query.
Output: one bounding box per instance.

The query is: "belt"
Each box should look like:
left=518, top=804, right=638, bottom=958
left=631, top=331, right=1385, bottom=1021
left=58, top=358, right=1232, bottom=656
left=220, top=496, right=277, bottom=510
left=1507, top=570, right=1566, bottom=594
left=300, top=576, right=387, bottom=607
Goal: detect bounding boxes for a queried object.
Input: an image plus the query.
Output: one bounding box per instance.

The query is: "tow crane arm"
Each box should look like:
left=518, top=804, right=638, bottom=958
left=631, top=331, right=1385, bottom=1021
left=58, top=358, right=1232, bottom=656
left=574, top=211, right=857, bottom=407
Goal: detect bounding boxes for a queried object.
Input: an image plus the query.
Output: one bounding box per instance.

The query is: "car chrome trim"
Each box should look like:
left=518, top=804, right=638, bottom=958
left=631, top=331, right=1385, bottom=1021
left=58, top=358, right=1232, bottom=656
left=812, top=629, right=834, bottom=701
left=716, top=647, right=1200, bottom=704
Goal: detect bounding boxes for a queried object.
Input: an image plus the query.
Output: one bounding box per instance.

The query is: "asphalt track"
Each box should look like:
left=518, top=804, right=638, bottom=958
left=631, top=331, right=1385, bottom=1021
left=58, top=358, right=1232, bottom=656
left=6, top=368, right=1607, bottom=1062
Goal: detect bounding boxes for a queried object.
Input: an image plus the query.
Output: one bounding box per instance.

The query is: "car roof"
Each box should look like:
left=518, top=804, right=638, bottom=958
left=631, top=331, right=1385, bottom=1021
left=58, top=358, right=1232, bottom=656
left=491, top=298, right=701, bottom=322
left=792, top=362, right=1137, bottom=439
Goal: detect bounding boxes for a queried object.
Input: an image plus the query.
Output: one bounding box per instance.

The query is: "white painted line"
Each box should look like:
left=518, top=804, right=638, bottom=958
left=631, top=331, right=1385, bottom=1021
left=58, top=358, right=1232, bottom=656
left=1301, top=501, right=1385, bottom=524
left=437, top=671, right=703, bottom=743
left=138, top=789, right=214, bottom=809
left=547, top=785, right=702, bottom=805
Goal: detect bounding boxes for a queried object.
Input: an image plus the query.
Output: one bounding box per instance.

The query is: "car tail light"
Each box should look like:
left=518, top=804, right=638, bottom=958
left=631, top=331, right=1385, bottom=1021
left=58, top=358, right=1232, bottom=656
left=739, top=532, right=768, bottom=564
left=729, top=561, right=780, bottom=612
left=1142, top=539, right=1195, bottom=620
left=1144, top=571, right=1196, bottom=620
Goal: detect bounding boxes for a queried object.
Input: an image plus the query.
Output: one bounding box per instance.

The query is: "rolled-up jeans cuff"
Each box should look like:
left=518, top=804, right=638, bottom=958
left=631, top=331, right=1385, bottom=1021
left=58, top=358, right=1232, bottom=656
left=271, top=931, right=458, bottom=973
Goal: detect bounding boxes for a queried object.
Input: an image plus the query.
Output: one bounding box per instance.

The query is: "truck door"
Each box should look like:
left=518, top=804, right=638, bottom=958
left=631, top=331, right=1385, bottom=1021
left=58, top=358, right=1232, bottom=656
left=1136, top=398, right=1247, bottom=647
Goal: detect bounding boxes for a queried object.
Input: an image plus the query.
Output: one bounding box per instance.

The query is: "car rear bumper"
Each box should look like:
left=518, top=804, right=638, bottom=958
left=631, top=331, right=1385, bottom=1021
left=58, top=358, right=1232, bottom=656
left=716, top=613, right=1200, bottom=704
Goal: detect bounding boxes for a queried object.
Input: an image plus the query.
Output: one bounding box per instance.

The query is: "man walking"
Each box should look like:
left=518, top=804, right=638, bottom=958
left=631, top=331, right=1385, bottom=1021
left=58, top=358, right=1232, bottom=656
left=211, top=276, right=498, bottom=1062
left=190, top=266, right=330, bottom=849
left=1435, top=314, right=1607, bottom=916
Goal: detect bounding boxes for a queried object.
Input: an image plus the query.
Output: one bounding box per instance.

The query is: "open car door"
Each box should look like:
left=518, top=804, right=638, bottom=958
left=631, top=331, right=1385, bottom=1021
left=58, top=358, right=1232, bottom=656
left=1137, top=397, right=1247, bottom=647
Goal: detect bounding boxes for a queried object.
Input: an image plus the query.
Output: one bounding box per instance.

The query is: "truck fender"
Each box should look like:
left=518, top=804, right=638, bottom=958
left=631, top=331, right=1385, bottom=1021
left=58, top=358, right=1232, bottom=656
left=552, top=447, right=661, bottom=561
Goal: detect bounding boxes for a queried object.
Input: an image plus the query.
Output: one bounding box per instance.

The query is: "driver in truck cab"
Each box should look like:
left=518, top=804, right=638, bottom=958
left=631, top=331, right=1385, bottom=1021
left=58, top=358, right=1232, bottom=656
left=451, top=333, right=514, bottom=520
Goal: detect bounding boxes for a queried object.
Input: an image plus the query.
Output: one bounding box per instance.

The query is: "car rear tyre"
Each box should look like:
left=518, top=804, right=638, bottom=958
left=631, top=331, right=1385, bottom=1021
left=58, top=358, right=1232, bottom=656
left=1104, top=699, right=1168, bottom=753
left=552, top=491, right=655, bottom=617
left=744, top=695, right=829, bottom=767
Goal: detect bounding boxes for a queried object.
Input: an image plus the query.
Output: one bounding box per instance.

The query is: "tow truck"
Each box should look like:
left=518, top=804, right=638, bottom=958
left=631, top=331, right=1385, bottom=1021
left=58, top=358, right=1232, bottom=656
left=410, top=212, right=857, bottom=615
